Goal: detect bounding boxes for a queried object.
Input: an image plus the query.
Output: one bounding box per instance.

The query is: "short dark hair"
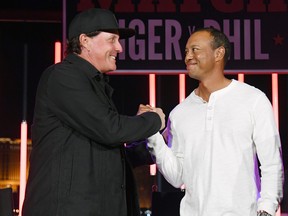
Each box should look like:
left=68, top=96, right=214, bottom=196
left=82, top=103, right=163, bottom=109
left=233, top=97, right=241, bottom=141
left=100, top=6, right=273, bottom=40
left=65, top=31, right=101, bottom=55
left=193, top=27, right=231, bottom=65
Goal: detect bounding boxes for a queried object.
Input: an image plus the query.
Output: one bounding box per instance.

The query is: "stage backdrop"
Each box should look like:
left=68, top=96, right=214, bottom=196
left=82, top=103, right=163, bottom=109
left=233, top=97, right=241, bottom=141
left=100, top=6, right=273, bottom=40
left=66, top=0, right=288, bottom=74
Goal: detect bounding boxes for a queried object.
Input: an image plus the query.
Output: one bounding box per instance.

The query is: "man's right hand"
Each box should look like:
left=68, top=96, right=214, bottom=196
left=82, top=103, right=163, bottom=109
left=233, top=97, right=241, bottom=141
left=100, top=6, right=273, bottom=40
left=137, top=104, right=166, bottom=131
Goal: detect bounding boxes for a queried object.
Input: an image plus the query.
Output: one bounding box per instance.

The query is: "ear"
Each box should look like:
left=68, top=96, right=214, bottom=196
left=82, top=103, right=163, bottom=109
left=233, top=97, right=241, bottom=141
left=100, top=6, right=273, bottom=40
left=215, top=46, right=225, bottom=62
left=79, top=34, right=89, bottom=48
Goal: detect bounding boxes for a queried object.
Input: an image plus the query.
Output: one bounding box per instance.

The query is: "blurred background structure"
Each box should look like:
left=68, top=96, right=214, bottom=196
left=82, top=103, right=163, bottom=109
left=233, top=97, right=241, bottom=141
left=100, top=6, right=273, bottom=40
left=0, top=0, right=287, bottom=215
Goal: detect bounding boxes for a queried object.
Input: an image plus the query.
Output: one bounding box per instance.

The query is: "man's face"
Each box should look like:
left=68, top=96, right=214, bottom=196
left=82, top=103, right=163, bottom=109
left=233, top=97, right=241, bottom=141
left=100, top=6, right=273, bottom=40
left=85, top=31, right=123, bottom=73
left=184, top=31, right=216, bottom=80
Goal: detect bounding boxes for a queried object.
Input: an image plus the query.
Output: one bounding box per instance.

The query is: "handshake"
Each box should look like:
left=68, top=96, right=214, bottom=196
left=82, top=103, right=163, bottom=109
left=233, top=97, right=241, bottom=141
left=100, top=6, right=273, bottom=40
left=137, top=104, right=166, bottom=131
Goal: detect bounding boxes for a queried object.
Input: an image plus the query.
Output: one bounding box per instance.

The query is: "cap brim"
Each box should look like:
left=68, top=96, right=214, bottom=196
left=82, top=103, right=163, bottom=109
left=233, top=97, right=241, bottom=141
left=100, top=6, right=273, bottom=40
left=99, top=28, right=135, bottom=39
left=119, top=28, right=135, bottom=39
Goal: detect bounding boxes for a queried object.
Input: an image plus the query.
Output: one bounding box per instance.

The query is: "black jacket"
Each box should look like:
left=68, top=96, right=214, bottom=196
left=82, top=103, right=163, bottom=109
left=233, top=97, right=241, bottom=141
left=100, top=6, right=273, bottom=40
left=22, top=54, right=161, bottom=216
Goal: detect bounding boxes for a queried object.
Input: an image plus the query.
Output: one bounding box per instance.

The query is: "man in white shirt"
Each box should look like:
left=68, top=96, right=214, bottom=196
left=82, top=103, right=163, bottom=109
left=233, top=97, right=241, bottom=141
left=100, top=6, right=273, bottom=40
left=147, top=27, right=284, bottom=216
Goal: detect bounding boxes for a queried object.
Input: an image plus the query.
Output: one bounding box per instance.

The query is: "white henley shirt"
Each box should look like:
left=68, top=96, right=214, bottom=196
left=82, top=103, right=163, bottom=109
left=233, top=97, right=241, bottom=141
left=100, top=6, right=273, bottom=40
left=148, top=79, right=283, bottom=216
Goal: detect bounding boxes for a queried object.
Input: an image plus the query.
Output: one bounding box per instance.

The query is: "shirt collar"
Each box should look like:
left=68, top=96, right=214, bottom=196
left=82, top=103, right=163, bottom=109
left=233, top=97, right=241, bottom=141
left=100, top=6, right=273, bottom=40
left=65, top=53, right=108, bottom=82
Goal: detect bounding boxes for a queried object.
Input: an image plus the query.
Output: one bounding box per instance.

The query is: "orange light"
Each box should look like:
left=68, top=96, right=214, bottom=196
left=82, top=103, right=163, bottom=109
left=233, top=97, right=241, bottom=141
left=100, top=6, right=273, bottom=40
left=54, top=41, right=62, bottom=63
left=149, top=74, right=156, bottom=107
left=272, top=73, right=279, bottom=129
left=149, top=74, right=157, bottom=175
left=150, top=164, right=157, bottom=176
left=179, top=74, right=186, bottom=103
left=179, top=74, right=186, bottom=190
left=272, top=73, right=281, bottom=216
left=238, top=73, right=245, bottom=83
left=19, top=121, right=28, bottom=216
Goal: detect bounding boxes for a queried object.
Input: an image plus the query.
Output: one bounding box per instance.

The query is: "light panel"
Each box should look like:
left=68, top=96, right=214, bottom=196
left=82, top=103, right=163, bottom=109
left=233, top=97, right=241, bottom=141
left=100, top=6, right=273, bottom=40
left=19, top=121, right=28, bottom=216
left=149, top=74, right=157, bottom=175
left=179, top=74, right=186, bottom=102
left=54, top=41, right=62, bottom=63
left=272, top=73, right=279, bottom=129
left=238, top=73, right=245, bottom=82
left=272, top=73, right=280, bottom=216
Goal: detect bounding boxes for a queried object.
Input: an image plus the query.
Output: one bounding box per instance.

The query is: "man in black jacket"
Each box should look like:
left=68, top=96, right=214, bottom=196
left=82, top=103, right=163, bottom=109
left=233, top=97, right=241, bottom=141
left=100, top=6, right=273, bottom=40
left=22, top=8, right=165, bottom=216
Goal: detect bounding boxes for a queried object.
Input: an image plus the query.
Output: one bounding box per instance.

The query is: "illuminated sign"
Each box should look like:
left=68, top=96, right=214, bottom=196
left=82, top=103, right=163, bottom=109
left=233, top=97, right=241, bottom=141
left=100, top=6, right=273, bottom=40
left=68, top=0, right=288, bottom=73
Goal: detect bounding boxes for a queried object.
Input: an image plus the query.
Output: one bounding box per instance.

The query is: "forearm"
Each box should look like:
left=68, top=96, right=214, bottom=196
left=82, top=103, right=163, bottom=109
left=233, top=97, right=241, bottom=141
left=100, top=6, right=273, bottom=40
left=256, top=136, right=284, bottom=216
left=147, top=132, right=184, bottom=188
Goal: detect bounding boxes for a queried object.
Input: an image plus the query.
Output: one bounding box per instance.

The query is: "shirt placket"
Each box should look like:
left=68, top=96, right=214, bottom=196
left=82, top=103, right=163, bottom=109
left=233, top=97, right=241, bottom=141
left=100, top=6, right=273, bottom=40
left=206, top=95, right=216, bottom=131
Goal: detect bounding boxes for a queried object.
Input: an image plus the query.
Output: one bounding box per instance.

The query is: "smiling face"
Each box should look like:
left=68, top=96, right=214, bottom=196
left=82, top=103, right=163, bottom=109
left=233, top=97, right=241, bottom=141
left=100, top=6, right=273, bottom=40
left=79, top=31, right=123, bottom=73
left=184, top=31, right=218, bottom=81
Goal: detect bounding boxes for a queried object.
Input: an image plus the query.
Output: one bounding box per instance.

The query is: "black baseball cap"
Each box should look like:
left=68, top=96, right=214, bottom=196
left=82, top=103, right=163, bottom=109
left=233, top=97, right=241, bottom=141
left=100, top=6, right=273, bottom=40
left=68, top=8, right=135, bottom=40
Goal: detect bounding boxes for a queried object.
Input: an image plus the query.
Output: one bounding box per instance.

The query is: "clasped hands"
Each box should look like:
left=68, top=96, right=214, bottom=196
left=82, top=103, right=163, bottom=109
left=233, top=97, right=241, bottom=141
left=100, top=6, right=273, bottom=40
left=137, top=104, right=166, bottom=131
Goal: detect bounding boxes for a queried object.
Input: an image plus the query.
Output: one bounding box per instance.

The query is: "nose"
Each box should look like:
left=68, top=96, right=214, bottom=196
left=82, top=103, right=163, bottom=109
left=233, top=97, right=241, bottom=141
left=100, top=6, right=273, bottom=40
left=185, top=51, right=193, bottom=64
left=115, top=40, right=123, bottom=53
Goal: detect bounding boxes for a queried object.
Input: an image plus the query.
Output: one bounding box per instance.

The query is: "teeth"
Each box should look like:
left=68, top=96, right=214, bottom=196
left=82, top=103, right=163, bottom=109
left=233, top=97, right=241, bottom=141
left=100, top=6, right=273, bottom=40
left=111, top=56, right=116, bottom=60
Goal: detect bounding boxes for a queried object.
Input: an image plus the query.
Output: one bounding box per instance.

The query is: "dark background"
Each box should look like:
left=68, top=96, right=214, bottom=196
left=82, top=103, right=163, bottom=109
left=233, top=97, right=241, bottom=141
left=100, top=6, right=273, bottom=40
left=0, top=0, right=287, bottom=212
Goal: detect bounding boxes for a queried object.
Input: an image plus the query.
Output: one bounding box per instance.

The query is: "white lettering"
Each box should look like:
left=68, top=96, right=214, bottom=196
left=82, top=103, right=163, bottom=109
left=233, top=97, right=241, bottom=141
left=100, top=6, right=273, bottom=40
left=165, top=19, right=182, bottom=60
left=254, top=19, right=269, bottom=60
left=204, top=19, right=268, bottom=60
left=119, top=19, right=182, bottom=61
left=149, top=20, right=163, bottom=60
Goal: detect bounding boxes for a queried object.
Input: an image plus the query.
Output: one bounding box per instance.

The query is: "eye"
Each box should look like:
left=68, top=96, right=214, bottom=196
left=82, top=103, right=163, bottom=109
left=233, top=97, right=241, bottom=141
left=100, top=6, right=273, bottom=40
left=108, top=36, right=117, bottom=44
left=192, top=48, right=198, bottom=52
left=185, top=47, right=198, bottom=56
